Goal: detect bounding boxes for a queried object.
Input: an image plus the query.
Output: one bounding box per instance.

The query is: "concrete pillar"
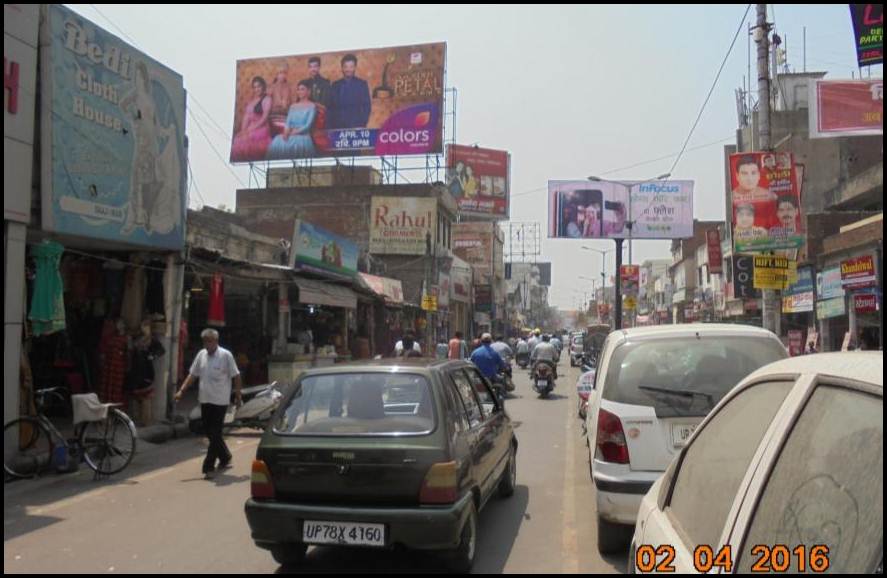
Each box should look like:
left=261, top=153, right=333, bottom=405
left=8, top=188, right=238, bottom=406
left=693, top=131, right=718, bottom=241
left=4, top=222, right=27, bottom=427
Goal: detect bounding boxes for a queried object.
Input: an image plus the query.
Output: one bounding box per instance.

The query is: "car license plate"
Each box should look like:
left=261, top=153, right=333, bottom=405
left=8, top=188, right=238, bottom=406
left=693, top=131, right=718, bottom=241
left=303, top=521, right=386, bottom=547
left=672, top=424, right=698, bottom=447
left=537, top=380, right=548, bottom=386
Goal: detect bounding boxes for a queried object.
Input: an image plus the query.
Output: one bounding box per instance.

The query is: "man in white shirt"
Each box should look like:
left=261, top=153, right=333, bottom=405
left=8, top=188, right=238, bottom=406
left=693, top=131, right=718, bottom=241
left=175, top=328, right=242, bottom=478
left=394, top=331, right=422, bottom=357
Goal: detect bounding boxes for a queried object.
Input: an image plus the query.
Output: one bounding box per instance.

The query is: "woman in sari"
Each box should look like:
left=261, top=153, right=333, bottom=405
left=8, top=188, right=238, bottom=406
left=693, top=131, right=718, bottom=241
left=267, top=81, right=317, bottom=159
left=231, top=76, right=272, bottom=161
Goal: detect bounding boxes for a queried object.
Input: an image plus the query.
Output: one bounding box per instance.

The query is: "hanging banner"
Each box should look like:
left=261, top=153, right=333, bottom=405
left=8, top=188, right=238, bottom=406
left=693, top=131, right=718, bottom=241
left=730, top=152, right=804, bottom=252
left=733, top=255, right=761, bottom=299
left=620, top=265, right=640, bottom=296
left=706, top=229, right=723, bottom=274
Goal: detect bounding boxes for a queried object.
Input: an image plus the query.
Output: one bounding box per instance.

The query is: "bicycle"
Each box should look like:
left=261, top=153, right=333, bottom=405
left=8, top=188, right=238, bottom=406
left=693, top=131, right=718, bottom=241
left=4, top=387, right=137, bottom=480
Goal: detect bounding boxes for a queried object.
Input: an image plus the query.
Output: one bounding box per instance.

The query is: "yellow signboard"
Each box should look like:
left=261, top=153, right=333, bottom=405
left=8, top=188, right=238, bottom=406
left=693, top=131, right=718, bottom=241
left=624, top=296, right=637, bottom=311
left=753, top=256, right=798, bottom=290
left=421, top=294, right=438, bottom=312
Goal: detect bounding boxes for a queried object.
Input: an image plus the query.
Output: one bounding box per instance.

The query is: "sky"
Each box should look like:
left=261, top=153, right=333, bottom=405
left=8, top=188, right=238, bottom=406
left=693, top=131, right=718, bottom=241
left=68, top=4, right=882, bottom=310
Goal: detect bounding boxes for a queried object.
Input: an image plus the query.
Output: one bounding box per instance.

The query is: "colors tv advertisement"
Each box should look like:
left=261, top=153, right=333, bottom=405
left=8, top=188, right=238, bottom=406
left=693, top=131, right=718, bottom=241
left=446, top=145, right=510, bottom=219
left=230, top=43, right=445, bottom=162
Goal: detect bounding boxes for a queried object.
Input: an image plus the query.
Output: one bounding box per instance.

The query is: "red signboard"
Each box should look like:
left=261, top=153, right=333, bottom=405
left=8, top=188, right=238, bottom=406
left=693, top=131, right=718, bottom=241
left=446, top=145, right=510, bottom=219
left=620, top=265, right=640, bottom=296
left=706, top=229, right=723, bottom=274
left=841, top=255, right=877, bottom=289
left=854, top=293, right=879, bottom=313
left=810, top=80, right=883, bottom=139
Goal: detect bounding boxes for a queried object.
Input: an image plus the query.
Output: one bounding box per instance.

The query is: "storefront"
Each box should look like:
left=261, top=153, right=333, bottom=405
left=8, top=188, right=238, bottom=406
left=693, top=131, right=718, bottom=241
left=781, top=265, right=815, bottom=354
left=357, top=272, right=405, bottom=357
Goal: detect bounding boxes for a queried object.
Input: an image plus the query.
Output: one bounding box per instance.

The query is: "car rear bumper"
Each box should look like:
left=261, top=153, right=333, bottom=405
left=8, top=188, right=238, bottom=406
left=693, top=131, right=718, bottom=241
left=245, top=492, right=473, bottom=551
left=592, top=470, right=660, bottom=525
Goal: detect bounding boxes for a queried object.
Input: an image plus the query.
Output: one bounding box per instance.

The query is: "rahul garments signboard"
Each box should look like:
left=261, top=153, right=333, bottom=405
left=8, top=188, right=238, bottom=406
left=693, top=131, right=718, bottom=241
left=369, top=197, right=436, bottom=255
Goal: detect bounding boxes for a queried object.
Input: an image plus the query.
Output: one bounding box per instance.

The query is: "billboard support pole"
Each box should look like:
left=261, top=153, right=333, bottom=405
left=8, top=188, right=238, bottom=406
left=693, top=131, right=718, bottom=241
left=615, top=239, right=624, bottom=330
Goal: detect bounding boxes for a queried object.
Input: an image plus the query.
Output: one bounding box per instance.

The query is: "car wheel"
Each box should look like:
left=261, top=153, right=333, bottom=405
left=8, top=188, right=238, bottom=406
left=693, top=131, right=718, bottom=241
left=597, top=516, right=632, bottom=555
left=270, top=543, right=308, bottom=566
left=444, top=502, right=477, bottom=573
left=498, top=446, right=517, bottom=498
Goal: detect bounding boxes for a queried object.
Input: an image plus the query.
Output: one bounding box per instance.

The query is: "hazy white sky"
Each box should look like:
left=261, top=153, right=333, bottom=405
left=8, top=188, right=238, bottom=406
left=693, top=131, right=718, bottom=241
left=68, top=4, right=881, bottom=309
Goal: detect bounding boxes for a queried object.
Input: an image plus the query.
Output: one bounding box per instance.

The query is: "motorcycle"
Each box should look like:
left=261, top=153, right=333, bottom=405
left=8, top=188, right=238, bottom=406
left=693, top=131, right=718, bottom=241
left=531, top=361, right=556, bottom=398
left=502, top=356, right=515, bottom=393
left=516, top=351, right=530, bottom=369
left=188, top=381, right=284, bottom=434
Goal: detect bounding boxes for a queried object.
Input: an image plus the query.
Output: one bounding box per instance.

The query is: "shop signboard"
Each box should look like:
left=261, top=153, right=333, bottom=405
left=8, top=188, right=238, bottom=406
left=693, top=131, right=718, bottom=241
left=732, top=255, right=761, bottom=299
left=369, top=196, right=436, bottom=255
left=446, top=145, right=510, bottom=219
left=753, top=255, right=797, bottom=290
left=841, top=255, right=877, bottom=289
left=290, top=220, right=359, bottom=279
left=548, top=180, right=694, bottom=240
left=850, top=4, right=884, bottom=66
left=453, top=222, right=494, bottom=285
left=230, top=43, right=445, bottom=162
left=816, top=297, right=846, bottom=320
left=706, top=229, right=723, bottom=274
left=40, top=4, right=187, bottom=249
left=474, top=285, right=492, bottom=313
left=854, top=292, right=879, bottom=313
left=817, top=265, right=846, bottom=300
left=782, top=265, right=814, bottom=313
left=421, top=293, right=438, bottom=312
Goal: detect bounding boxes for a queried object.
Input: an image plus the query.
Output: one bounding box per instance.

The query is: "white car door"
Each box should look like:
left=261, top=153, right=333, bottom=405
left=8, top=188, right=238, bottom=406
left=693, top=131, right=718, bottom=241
left=630, top=379, right=796, bottom=573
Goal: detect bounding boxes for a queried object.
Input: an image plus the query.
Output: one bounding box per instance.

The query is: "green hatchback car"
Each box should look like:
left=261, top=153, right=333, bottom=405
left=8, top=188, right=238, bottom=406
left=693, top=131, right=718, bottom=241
left=245, top=359, right=518, bottom=572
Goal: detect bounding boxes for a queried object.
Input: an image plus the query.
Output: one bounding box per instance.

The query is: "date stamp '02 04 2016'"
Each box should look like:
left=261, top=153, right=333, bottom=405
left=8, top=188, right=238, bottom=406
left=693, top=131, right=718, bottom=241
left=635, top=544, right=830, bottom=573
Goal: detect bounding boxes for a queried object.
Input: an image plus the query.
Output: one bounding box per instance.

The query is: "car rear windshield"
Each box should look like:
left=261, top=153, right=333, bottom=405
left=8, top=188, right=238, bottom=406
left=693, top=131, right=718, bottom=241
left=275, top=373, right=435, bottom=436
left=602, top=336, right=787, bottom=417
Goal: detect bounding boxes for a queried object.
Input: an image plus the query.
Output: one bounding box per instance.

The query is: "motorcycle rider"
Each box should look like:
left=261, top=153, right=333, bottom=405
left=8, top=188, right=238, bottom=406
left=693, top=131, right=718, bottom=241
left=527, top=328, right=542, bottom=355
left=531, top=334, right=559, bottom=380
left=490, top=335, right=513, bottom=359
left=470, top=333, right=508, bottom=385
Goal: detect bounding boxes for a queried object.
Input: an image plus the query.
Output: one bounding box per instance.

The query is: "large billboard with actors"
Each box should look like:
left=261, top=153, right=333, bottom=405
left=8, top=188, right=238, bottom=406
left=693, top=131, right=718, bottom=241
left=230, top=43, right=445, bottom=163
left=40, top=4, right=187, bottom=249
left=729, top=152, right=804, bottom=252
left=548, top=180, right=693, bottom=239
left=446, top=145, right=510, bottom=219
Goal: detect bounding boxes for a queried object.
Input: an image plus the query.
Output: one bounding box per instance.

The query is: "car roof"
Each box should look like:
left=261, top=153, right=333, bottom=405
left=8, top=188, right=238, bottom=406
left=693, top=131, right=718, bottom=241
left=295, top=358, right=470, bottom=377
left=611, top=323, right=779, bottom=343
left=742, top=351, right=883, bottom=388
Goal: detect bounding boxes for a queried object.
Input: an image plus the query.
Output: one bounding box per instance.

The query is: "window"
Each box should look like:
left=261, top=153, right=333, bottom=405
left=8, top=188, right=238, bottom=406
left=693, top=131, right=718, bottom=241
left=667, top=381, right=794, bottom=548
left=275, top=373, right=435, bottom=435
left=463, top=368, right=497, bottom=417
left=442, top=376, right=469, bottom=433
left=739, top=386, right=883, bottom=573
left=450, top=370, right=484, bottom=429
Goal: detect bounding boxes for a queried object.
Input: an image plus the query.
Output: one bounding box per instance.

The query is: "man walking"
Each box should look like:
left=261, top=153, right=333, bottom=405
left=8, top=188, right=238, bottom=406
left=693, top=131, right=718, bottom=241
left=175, top=329, right=242, bottom=479
left=448, top=331, right=468, bottom=360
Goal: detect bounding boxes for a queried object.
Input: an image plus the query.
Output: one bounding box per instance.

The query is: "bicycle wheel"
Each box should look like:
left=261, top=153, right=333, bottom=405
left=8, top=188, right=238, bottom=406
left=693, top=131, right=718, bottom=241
left=79, top=409, right=137, bottom=475
left=4, top=418, right=53, bottom=478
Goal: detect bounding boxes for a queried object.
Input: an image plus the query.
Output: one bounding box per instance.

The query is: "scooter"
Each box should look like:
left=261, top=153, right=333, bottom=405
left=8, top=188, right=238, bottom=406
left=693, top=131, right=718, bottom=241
left=502, top=356, right=515, bottom=393
left=188, top=381, right=283, bottom=434
left=516, top=351, right=530, bottom=369
left=531, top=361, right=556, bottom=398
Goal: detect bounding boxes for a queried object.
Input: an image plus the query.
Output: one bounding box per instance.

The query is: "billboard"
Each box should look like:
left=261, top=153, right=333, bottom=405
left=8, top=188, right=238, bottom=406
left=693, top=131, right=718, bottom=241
left=729, top=152, right=804, bottom=252
left=850, top=4, right=883, bottom=66
left=809, top=80, right=883, bottom=139
left=446, top=145, right=510, bottom=219
left=369, top=196, right=436, bottom=255
left=706, top=229, right=724, bottom=274
left=548, top=180, right=693, bottom=240
left=507, top=262, right=551, bottom=286
left=453, top=222, right=495, bottom=285
left=230, top=43, right=445, bottom=163
left=40, top=4, right=186, bottom=249
left=290, top=220, right=359, bottom=279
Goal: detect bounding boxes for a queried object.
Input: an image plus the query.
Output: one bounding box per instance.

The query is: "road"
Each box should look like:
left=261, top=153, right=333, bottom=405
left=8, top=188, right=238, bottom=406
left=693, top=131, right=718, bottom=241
left=4, top=360, right=628, bottom=574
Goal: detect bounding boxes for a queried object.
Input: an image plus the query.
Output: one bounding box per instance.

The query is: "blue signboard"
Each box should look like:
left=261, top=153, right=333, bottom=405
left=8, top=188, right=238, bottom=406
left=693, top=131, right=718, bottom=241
left=41, top=5, right=186, bottom=249
left=291, top=220, right=358, bottom=279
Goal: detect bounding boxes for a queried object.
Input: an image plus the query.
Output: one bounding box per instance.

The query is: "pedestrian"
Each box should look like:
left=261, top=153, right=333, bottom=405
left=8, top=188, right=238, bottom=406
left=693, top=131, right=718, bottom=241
left=394, top=331, right=422, bottom=357
left=175, top=329, right=242, bottom=479
left=448, top=331, right=468, bottom=360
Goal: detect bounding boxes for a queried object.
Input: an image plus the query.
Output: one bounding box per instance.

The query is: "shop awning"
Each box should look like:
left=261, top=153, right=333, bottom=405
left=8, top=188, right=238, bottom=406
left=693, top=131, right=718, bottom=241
left=294, top=278, right=357, bottom=309
left=357, top=273, right=404, bottom=305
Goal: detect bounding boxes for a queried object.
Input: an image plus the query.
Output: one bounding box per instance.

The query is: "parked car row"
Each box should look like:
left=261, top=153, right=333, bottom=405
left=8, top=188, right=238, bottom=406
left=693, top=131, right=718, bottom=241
left=575, top=324, right=883, bottom=574
left=244, top=359, right=518, bottom=573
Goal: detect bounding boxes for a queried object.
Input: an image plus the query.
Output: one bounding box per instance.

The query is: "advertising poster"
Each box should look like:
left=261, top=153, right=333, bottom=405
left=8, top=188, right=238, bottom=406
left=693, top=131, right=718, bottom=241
left=290, top=220, right=359, bottom=279
left=841, top=255, right=877, bottom=289
left=729, top=152, right=804, bottom=252
left=850, top=4, right=883, bottom=66
left=446, top=145, right=510, bottom=219
left=733, top=255, right=761, bottom=299
left=809, top=79, right=883, bottom=139
left=231, top=43, right=445, bottom=162
left=369, top=196, right=436, bottom=255
left=453, top=222, right=495, bottom=285
left=706, top=229, right=723, bottom=274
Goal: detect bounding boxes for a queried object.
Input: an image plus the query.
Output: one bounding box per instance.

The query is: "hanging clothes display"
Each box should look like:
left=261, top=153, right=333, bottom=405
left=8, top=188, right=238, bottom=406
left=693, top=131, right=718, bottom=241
left=208, top=273, right=226, bottom=326
left=103, top=260, right=126, bottom=318
left=145, top=259, right=165, bottom=316
left=29, top=241, right=67, bottom=336
left=98, top=319, right=129, bottom=405
left=121, top=256, right=146, bottom=333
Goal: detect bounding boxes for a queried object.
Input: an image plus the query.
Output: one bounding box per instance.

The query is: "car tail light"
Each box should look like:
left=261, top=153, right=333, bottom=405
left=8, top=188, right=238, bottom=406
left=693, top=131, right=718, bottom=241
left=419, top=461, right=458, bottom=504
left=251, top=459, right=276, bottom=499
left=596, top=409, right=630, bottom=464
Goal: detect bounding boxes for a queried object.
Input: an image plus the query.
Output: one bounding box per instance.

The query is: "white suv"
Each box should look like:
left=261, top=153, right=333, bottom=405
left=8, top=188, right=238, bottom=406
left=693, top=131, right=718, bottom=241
left=585, top=324, right=787, bottom=554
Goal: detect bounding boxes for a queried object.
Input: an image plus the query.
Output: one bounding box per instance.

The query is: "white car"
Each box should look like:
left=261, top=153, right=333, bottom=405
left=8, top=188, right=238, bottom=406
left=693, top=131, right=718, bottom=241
left=630, top=352, right=883, bottom=574
left=585, top=324, right=788, bottom=554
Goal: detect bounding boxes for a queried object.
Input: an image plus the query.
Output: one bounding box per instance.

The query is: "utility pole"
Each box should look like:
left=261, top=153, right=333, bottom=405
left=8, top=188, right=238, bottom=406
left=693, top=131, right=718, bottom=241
left=756, top=4, right=781, bottom=337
